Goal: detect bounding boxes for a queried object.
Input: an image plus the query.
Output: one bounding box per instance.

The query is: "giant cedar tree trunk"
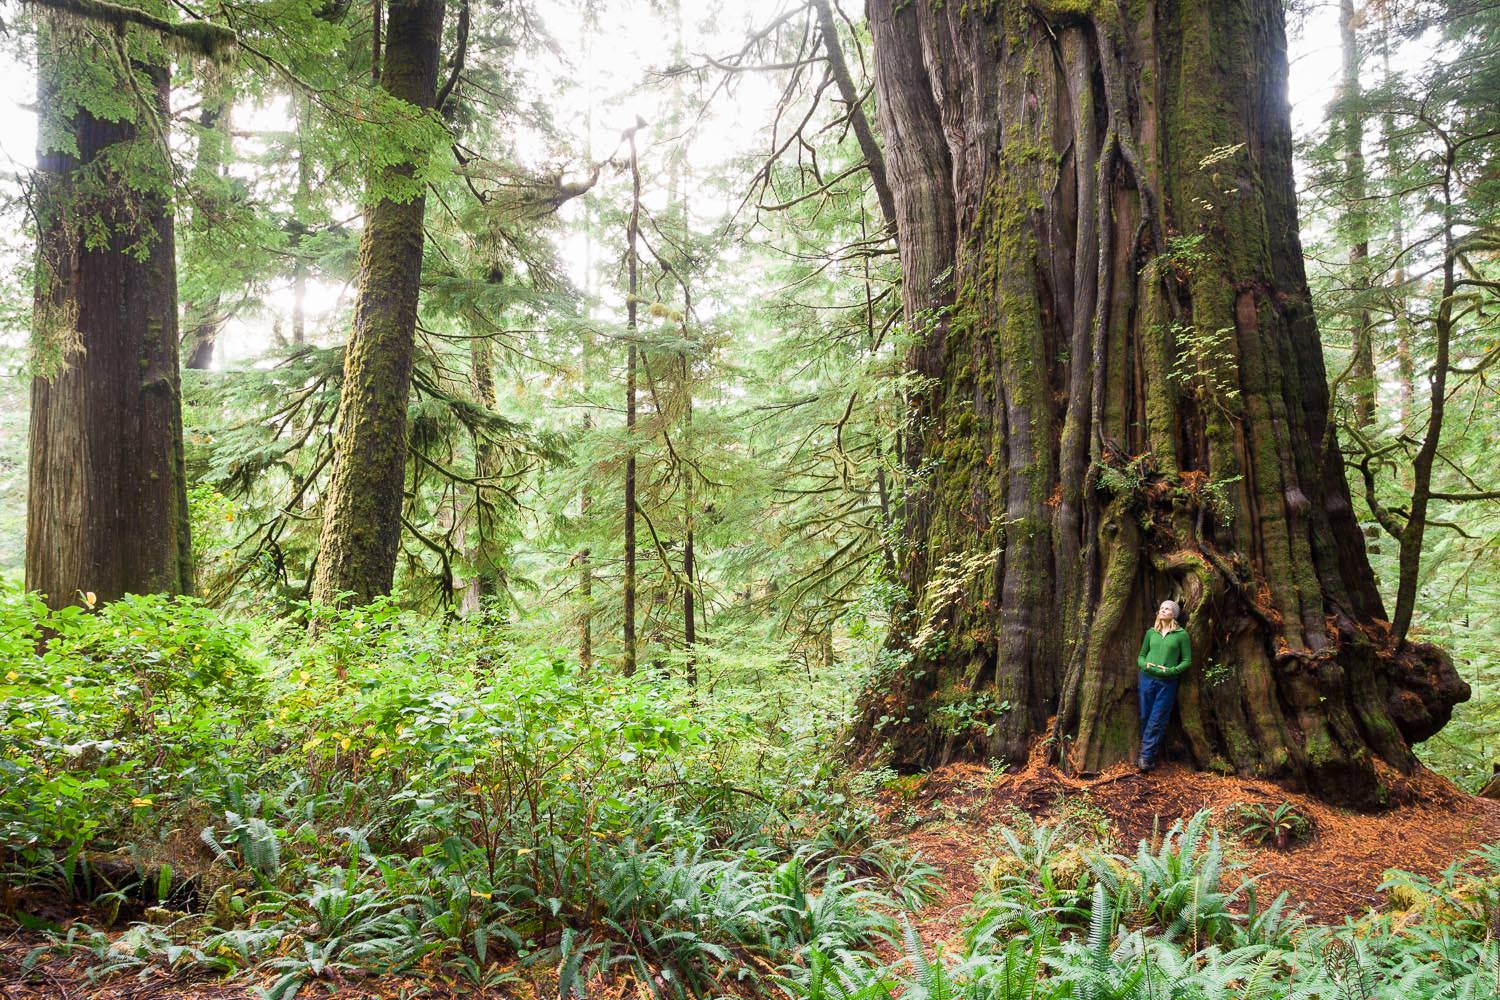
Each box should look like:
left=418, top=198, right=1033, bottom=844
left=856, top=0, right=1467, bottom=807
left=26, top=25, right=193, bottom=609
left=311, top=0, right=444, bottom=607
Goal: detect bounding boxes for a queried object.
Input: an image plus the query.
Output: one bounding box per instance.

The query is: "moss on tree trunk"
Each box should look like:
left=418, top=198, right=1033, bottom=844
left=311, top=0, right=445, bottom=607
left=855, top=0, right=1467, bottom=808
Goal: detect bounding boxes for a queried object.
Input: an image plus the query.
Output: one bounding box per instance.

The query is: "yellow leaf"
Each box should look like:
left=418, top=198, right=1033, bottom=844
left=305, top=735, right=324, bottom=750
left=369, top=746, right=387, bottom=760
left=4, top=671, right=18, bottom=682
left=131, top=797, right=153, bottom=808
left=339, top=736, right=352, bottom=751
left=299, top=670, right=312, bottom=684
left=83, top=591, right=97, bottom=608
left=516, top=847, right=533, bottom=856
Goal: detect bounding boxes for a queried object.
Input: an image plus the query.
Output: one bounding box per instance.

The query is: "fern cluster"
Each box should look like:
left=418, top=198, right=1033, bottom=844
left=777, top=811, right=1500, bottom=1000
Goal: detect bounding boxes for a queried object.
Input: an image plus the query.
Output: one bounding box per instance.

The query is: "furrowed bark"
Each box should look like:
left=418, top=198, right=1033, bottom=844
left=183, top=76, right=232, bottom=371
left=853, top=0, right=1467, bottom=807
left=311, top=0, right=445, bottom=608
left=26, top=18, right=193, bottom=609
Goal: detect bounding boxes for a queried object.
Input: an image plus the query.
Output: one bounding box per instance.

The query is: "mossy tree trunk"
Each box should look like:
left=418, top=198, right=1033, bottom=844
left=311, top=0, right=445, bottom=607
left=855, top=0, right=1467, bottom=807
left=26, top=20, right=193, bottom=610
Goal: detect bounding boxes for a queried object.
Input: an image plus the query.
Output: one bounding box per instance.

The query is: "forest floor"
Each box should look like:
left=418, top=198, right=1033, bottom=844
left=880, top=738, right=1500, bottom=953
left=6, top=746, right=1500, bottom=998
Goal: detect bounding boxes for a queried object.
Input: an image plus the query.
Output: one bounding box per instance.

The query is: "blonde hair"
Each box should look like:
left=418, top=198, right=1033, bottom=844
left=1155, top=599, right=1182, bottom=634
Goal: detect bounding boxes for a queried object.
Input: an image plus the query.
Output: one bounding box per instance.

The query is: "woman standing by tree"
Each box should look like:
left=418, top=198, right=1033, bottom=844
left=1137, top=600, right=1191, bottom=772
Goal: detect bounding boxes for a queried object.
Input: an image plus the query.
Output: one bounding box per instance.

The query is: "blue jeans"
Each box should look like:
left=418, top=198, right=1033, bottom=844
left=1138, top=672, right=1179, bottom=764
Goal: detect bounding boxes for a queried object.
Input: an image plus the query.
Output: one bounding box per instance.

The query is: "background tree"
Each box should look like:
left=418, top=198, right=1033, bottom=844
left=310, top=0, right=448, bottom=607
left=25, top=10, right=231, bottom=609
left=1299, top=0, right=1500, bottom=780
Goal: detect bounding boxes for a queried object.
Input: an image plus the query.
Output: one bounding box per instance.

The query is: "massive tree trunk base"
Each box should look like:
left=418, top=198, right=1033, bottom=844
left=854, top=458, right=1468, bottom=810
left=853, top=0, right=1468, bottom=811
left=856, top=459, right=1470, bottom=807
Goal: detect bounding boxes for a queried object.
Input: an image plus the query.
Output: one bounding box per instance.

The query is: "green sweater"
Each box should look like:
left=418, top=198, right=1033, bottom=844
left=1137, top=626, right=1192, bottom=679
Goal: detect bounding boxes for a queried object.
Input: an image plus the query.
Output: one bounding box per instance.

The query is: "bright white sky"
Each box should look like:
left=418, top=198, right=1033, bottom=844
left=0, top=0, right=1379, bottom=365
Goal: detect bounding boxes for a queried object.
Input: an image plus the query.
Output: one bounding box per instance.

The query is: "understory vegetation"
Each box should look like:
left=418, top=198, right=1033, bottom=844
left=0, top=592, right=929, bottom=994
left=802, top=811, right=1500, bottom=1000
left=3, top=593, right=1499, bottom=997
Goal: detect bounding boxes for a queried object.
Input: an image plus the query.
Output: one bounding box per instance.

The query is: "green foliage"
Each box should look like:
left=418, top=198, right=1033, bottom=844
left=0, top=590, right=262, bottom=866
left=1, top=603, right=927, bottom=993
left=853, top=810, right=1500, bottom=1000
left=1231, top=801, right=1313, bottom=849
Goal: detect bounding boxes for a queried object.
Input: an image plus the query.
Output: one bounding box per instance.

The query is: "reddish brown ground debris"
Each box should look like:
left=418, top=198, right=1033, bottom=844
left=0, top=937, right=546, bottom=1000
left=7, top=746, right=1499, bottom=996
left=880, top=739, right=1500, bottom=953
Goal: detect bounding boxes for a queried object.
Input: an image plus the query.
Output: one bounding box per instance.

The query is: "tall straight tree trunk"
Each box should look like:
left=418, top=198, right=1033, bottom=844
left=680, top=336, right=697, bottom=682
left=1379, top=9, right=1414, bottom=433
left=27, top=20, right=193, bottom=609
left=183, top=76, right=232, bottom=372
left=311, top=0, right=445, bottom=608
left=1340, top=0, right=1375, bottom=429
left=1390, top=154, right=1459, bottom=644
left=577, top=36, right=595, bottom=669
left=292, top=95, right=313, bottom=346
left=855, top=0, right=1466, bottom=807
left=622, top=127, right=641, bottom=675
left=460, top=335, right=499, bottom=613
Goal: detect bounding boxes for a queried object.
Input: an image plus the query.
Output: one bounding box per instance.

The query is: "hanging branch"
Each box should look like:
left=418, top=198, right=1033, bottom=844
left=23, top=0, right=236, bottom=55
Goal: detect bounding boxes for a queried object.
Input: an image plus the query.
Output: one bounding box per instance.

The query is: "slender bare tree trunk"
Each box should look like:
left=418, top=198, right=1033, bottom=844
left=292, top=96, right=312, bottom=346
left=457, top=334, right=499, bottom=614
left=1340, top=0, right=1375, bottom=428
left=1391, top=154, right=1458, bottom=643
left=183, top=76, right=232, bottom=371
left=1378, top=9, right=1414, bottom=432
left=812, top=0, right=895, bottom=232
left=577, top=26, right=595, bottom=668
left=622, top=127, right=641, bottom=675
